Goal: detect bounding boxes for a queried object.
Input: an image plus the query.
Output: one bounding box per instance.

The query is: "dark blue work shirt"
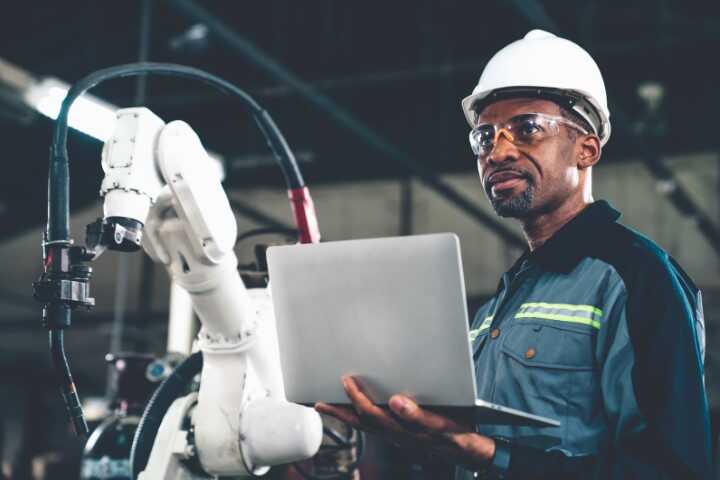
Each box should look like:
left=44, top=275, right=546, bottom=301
left=456, top=201, right=711, bottom=479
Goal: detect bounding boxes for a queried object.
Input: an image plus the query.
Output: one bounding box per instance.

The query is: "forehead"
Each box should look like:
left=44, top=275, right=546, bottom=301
left=475, top=98, right=562, bottom=125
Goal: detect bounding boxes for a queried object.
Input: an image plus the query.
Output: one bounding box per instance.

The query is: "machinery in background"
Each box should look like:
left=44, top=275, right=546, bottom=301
left=33, top=64, right=327, bottom=479
left=80, top=353, right=178, bottom=480
left=124, top=107, right=323, bottom=478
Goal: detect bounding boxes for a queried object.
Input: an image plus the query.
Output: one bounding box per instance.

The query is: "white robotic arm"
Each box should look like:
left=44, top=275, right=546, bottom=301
left=100, top=107, right=323, bottom=478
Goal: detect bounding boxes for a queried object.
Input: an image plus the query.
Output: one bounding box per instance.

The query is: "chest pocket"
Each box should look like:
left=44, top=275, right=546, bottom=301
left=501, top=320, right=596, bottom=370
left=489, top=320, right=600, bottom=442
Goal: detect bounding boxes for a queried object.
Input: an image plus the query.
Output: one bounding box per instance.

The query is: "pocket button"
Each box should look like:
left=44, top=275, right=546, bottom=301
left=490, top=328, right=501, bottom=339
left=525, top=347, right=536, bottom=359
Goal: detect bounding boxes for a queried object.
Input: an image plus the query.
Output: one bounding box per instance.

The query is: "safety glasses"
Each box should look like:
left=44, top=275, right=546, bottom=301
left=469, top=112, right=589, bottom=157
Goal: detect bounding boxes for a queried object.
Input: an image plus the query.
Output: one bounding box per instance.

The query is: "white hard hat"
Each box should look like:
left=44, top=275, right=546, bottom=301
left=461, top=30, right=611, bottom=145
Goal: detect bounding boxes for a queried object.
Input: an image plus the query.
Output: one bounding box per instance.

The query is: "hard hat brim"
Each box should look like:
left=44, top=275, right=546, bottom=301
left=461, top=86, right=611, bottom=145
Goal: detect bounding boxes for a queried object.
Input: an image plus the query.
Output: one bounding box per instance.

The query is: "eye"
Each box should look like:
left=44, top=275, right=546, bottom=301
left=475, top=126, right=495, bottom=147
left=517, top=118, right=541, bottom=137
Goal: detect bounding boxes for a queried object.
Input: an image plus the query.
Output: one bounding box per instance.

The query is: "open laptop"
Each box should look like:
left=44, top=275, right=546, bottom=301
left=266, top=233, right=559, bottom=428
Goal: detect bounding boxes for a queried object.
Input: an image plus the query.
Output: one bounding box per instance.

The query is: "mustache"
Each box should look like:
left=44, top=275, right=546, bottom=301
left=483, top=168, right=533, bottom=188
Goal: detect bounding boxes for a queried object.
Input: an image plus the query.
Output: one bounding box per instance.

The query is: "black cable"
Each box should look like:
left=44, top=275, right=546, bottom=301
left=236, top=226, right=299, bottom=244
left=133, top=0, right=156, bottom=342
left=130, top=351, right=203, bottom=479
left=49, top=62, right=305, bottom=243
left=133, top=0, right=153, bottom=106
left=49, top=328, right=88, bottom=436
left=46, top=61, right=311, bottom=244
left=165, top=0, right=525, bottom=249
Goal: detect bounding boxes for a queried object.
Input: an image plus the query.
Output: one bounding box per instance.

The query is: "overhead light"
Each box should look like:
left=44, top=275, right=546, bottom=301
left=637, top=82, right=665, bottom=113
left=23, top=77, right=117, bottom=141
left=5, top=57, right=225, bottom=178
left=22, top=76, right=225, bottom=179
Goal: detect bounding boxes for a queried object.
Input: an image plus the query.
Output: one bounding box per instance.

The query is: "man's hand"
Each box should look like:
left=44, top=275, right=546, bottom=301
left=314, top=376, right=495, bottom=469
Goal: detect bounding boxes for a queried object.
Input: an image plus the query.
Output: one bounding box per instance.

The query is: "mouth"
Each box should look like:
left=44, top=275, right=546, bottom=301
left=486, top=169, right=530, bottom=195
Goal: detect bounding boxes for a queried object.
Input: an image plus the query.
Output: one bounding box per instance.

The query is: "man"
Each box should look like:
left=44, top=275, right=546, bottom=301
left=316, top=30, right=712, bottom=479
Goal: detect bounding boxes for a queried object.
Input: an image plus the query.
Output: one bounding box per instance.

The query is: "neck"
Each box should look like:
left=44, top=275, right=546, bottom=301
left=521, top=197, right=592, bottom=251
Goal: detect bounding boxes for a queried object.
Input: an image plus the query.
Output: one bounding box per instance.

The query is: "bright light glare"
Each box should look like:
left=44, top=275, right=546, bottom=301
left=22, top=76, right=226, bottom=171
left=23, top=78, right=117, bottom=141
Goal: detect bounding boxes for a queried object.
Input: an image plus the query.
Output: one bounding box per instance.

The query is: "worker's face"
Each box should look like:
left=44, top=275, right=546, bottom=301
left=474, top=98, right=590, bottom=218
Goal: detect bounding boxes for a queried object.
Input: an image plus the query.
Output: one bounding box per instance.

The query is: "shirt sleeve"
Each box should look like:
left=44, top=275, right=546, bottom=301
left=483, top=255, right=713, bottom=479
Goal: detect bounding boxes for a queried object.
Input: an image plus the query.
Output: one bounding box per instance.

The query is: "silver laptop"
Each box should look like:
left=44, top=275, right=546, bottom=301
left=266, top=233, right=559, bottom=428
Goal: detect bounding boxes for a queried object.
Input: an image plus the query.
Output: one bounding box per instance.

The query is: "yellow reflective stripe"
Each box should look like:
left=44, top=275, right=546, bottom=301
left=469, top=316, right=494, bottom=341
left=519, top=302, right=603, bottom=318
left=515, top=312, right=601, bottom=329
left=479, top=316, right=494, bottom=331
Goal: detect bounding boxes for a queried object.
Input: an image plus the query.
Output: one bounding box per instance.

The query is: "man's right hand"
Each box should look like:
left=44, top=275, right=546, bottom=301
left=315, top=376, right=496, bottom=469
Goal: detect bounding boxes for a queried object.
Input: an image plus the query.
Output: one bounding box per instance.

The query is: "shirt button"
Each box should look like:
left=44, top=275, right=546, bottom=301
left=525, top=347, right=536, bottom=359
left=490, top=328, right=501, bottom=339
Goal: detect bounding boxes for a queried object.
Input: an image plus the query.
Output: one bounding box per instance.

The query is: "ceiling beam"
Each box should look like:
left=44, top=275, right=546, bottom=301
left=165, top=0, right=526, bottom=249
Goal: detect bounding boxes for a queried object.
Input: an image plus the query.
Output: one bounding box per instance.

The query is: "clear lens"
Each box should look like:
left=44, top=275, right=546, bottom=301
left=509, top=115, right=560, bottom=144
left=469, top=113, right=583, bottom=157
left=469, top=126, right=494, bottom=155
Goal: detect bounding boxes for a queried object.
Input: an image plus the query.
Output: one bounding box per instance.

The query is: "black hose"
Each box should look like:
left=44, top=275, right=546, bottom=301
left=130, top=351, right=203, bottom=479
left=49, top=62, right=306, bottom=242
left=49, top=328, right=89, bottom=436
left=236, top=226, right=299, bottom=244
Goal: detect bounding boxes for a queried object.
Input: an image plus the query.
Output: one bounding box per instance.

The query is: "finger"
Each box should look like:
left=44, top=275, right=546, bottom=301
left=315, top=402, right=388, bottom=436
left=314, top=402, right=362, bottom=429
left=342, top=377, right=408, bottom=435
left=388, top=395, right=470, bottom=434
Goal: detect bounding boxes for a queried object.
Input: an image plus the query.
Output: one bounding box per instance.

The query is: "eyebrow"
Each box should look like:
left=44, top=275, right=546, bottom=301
left=475, top=112, right=539, bottom=127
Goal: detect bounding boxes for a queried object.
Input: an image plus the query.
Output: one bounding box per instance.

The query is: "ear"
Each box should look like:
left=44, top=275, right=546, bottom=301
left=577, top=135, right=601, bottom=170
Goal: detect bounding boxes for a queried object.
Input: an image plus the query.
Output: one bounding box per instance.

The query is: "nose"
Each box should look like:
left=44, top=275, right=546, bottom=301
left=485, top=129, right=519, bottom=167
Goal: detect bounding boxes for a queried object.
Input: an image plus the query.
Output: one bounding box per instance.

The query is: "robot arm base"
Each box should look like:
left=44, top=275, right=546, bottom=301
left=193, top=347, right=322, bottom=477
left=240, top=397, right=323, bottom=469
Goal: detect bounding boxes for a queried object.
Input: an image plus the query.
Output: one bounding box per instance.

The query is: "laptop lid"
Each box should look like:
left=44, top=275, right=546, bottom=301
left=266, top=233, right=479, bottom=406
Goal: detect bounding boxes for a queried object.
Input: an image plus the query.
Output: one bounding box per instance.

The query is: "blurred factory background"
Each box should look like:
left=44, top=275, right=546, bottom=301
left=0, top=0, right=718, bottom=478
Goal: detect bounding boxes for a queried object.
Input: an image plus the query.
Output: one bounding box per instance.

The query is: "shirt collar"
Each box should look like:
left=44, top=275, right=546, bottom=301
left=514, top=200, right=621, bottom=273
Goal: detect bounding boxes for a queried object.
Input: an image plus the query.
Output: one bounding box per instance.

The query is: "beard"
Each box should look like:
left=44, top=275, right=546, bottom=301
left=485, top=176, right=535, bottom=218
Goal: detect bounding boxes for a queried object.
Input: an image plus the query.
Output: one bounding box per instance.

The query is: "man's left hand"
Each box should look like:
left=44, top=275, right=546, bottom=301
left=314, top=376, right=495, bottom=469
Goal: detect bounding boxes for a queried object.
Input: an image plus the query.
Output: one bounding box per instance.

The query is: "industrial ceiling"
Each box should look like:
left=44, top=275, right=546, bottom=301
left=0, top=0, right=718, bottom=242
